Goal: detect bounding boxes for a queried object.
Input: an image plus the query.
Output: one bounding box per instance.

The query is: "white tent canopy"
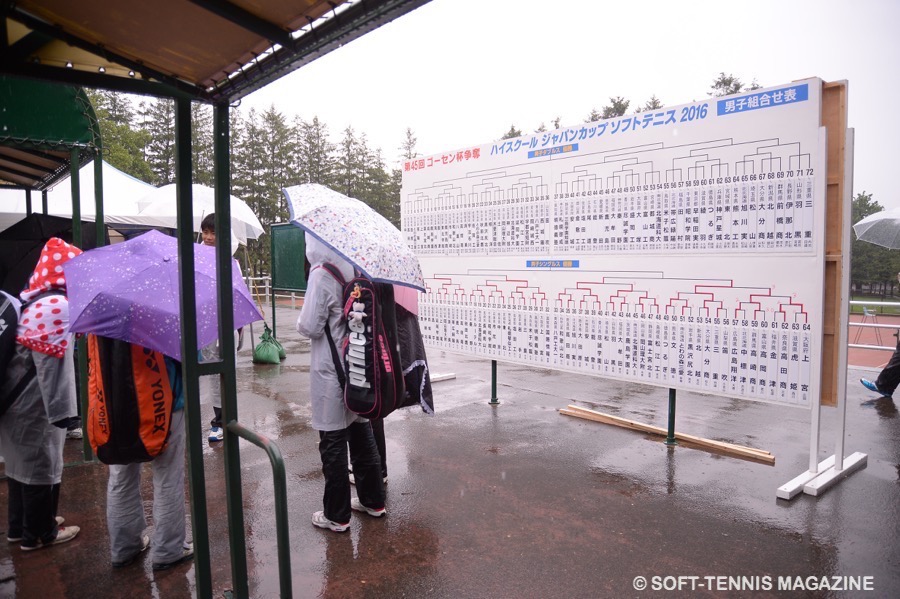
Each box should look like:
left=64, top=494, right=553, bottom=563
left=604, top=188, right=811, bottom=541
left=137, top=183, right=264, bottom=246
left=0, top=160, right=170, bottom=232
left=1, top=163, right=265, bottom=252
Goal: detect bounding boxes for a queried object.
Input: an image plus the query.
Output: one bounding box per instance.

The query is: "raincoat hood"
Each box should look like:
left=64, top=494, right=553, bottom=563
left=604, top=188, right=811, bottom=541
left=297, top=231, right=361, bottom=431
left=17, top=237, right=82, bottom=358
left=305, top=233, right=353, bottom=282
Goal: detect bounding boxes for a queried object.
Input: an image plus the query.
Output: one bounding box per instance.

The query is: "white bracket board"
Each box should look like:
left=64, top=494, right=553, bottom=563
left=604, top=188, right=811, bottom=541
left=402, top=79, right=826, bottom=410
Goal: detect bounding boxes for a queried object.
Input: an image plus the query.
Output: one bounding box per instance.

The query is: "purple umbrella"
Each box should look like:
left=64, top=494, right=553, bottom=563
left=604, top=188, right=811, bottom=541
left=64, top=230, right=262, bottom=361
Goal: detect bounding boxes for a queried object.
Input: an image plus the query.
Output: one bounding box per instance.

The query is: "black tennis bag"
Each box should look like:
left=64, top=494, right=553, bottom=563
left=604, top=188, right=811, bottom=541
left=320, top=264, right=405, bottom=419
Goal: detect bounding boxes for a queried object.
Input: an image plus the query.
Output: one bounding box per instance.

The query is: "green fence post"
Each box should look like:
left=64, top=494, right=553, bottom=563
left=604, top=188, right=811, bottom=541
left=175, top=97, right=213, bottom=599
left=270, top=231, right=276, bottom=338
left=665, top=388, right=677, bottom=446
left=215, top=102, right=250, bottom=599
left=490, top=360, right=499, bottom=405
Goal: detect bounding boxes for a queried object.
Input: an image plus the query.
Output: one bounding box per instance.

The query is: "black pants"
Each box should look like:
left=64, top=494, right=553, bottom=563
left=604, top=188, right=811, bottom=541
left=876, top=337, right=900, bottom=395
left=370, top=418, right=387, bottom=478
left=319, top=421, right=384, bottom=524
left=7, top=477, right=60, bottom=545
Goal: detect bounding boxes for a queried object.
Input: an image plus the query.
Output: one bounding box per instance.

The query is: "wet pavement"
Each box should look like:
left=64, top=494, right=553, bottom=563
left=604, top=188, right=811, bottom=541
left=1, top=305, right=899, bottom=598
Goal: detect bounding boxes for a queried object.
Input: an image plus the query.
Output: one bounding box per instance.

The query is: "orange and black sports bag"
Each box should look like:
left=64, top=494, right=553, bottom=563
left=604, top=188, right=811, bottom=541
left=87, top=335, right=174, bottom=465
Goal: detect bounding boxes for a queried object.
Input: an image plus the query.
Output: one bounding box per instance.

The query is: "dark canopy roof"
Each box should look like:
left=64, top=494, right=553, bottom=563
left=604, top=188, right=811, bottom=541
left=0, top=75, right=100, bottom=190
left=2, top=0, right=431, bottom=103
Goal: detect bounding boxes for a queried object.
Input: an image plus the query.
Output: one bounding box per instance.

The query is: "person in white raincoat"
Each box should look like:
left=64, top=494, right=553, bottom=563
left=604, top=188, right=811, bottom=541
left=297, top=234, right=385, bottom=532
left=0, top=238, right=81, bottom=550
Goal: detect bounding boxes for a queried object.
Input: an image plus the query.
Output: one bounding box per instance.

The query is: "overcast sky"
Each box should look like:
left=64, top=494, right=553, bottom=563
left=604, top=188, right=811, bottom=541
left=244, top=0, right=899, bottom=208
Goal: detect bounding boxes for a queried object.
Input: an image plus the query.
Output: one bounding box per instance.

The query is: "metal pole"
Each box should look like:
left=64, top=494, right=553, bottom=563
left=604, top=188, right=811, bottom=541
left=25, top=189, right=32, bottom=214
left=70, top=149, right=81, bottom=246
left=175, top=97, right=213, bottom=599
left=94, top=152, right=105, bottom=247
left=490, top=360, right=499, bottom=404
left=227, top=422, right=292, bottom=598
left=215, top=102, right=250, bottom=599
left=665, top=388, right=677, bottom=446
left=41, top=190, right=47, bottom=214
left=69, top=150, right=92, bottom=461
left=270, top=233, right=276, bottom=338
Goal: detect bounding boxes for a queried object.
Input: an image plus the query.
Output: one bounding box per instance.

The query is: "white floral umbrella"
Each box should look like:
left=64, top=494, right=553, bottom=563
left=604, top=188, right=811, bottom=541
left=282, top=183, right=424, bottom=291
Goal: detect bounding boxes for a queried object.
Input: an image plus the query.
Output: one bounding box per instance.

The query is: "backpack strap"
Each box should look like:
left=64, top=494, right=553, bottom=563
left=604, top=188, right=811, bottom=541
left=22, top=289, right=66, bottom=309
left=317, top=262, right=346, bottom=287
left=0, top=360, right=36, bottom=416
left=323, top=324, right=346, bottom=391
left=313, top=263, right=347, bottom=391
left=0, top=291, right=63, bottom=412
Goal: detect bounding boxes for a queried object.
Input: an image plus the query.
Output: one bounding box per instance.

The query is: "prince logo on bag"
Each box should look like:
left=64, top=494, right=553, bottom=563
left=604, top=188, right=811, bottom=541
left=319, top=264, right=404, bottom=419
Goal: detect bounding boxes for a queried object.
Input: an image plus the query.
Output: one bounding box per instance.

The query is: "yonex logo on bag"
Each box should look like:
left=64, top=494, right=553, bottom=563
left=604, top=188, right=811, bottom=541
left=142, top=348, right=169, bottom=433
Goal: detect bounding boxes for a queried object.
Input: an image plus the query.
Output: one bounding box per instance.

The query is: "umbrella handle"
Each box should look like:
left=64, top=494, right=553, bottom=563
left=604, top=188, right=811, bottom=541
left=196, top=210, right=205, bottom=244
left=245, top=251, right=266, bottom=319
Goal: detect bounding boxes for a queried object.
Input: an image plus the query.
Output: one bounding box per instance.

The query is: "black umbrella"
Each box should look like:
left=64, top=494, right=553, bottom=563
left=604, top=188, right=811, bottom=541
left=0, top=213, right=107, bottom=295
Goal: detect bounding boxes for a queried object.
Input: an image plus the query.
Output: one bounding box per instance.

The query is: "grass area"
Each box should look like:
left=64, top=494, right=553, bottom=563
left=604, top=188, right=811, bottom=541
left=850, top=294, right=900, bottom=315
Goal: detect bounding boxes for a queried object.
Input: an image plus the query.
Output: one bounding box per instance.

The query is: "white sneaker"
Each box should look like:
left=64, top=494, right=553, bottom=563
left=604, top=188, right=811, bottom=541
left=20, top=525, right=80, bottom=551
left=66, top=428, right=83, bottom=440
left=208, top=426, right=224, bottom=442
left=350, top=497, right=386, bottom=518
left=112, top=534, right=150, bottom=568
left=152, top=543, right=194, bottom=571
left=311, top=511, right=350, bottom=532
left=7, top=517, right=63, bottom=543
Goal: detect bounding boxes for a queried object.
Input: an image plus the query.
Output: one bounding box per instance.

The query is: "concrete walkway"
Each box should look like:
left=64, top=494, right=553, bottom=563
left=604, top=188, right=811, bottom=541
left=1, top=305, right=898, bottom=598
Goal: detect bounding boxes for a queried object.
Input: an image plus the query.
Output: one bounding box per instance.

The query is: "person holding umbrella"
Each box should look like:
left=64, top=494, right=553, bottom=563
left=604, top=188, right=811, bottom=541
left=63, top=228, right=261, bottom=569
left=0, top=238, right=82, bottom=550
left=297, top=234, right=386, bottom=532
left=860, top=271, right=900, bottom=400
left=198, top=213, right=245, bottom=442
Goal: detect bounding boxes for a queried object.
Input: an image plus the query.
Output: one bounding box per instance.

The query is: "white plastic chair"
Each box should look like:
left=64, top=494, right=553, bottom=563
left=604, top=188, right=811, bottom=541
left=854, top=306, right=882, bottom=345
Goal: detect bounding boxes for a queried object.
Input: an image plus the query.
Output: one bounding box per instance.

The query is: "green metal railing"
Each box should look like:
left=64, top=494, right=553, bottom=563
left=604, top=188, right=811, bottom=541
left=226, top=422, right=293, bottom=598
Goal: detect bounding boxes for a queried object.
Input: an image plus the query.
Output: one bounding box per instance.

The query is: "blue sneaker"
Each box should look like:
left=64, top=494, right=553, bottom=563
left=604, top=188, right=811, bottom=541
left=860, top=378, right=892, bottom=398
left=208, top=426, right=224, bottom=442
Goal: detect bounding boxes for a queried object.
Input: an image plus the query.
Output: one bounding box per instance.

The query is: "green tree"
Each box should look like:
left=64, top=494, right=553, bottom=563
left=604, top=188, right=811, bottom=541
left=300, top=116, right=336, bottom=186
left=258, top=105, right=294, bottom=219
left=365, top=147, right=398, bottom=226
left=86, top=89, right=152, bottom=182
left=601, top=96, right=630, bottom=119
left=191, top=103, right=215, bottom=186
left=231, top=108, right=269, bottom=273
left=139, top=97, right=176, bottom=185
left=588, top=97, right=631, bottom=120
left=851, top=192, right=900, bottom=295
left=500, top=124, right=522, bottom=139
left=398, top=127, right=418, bottom=162
left=391, top=127, right=419, bottom=230
left=334, top=126, right=370, bottom=199
left=708, top=73, right=762, bottom=97
left=635, top=95, right=664, bottom=113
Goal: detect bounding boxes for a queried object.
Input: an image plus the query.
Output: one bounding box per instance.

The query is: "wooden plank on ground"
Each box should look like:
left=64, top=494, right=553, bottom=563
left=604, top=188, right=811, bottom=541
left=564, top=405, right=773, bottom=458
left=560, top=405, right=775, bottom=465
